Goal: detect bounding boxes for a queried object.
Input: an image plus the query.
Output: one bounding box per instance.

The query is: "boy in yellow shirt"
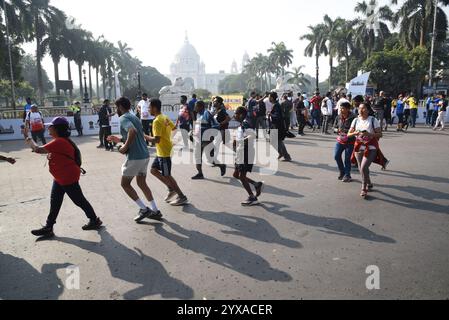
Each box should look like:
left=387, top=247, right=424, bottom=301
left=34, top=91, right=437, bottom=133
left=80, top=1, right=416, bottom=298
left=145, top=99, right=188, bottom=206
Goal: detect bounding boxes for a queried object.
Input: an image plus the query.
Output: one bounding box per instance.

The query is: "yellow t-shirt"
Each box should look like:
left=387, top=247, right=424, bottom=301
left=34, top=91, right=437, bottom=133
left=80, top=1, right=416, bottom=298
left=407, top=98, right=418, bottom=109
left=152, top=114, right=175, bottom=158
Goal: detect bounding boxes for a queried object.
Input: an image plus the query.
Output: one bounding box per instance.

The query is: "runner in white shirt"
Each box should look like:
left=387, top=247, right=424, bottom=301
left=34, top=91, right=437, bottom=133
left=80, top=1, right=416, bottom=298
left=137, top=93, right=155, bottom=146
left=25, top=104, right=47, bottom=145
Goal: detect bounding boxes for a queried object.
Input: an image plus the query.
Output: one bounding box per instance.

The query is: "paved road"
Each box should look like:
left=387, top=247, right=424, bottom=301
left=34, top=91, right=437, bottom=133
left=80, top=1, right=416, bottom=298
left=1, top=126, right=448, bottom=300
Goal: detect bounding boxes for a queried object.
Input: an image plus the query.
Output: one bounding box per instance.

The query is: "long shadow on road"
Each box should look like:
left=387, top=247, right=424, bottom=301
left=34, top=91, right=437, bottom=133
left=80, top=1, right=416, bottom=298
left=56, top=229, right=194, bottom=300
left=154, top=221, right=292, bottom=283
left=261, top=202, right=395, bottom=244
left=0, top=252, right=69, bottom=300
left=181, top=205, right=302, bottom=249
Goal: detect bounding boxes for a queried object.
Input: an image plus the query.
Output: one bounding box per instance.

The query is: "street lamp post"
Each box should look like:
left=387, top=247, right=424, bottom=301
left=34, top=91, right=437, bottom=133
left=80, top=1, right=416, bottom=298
left=2, top=0, right=17, bottom=114
left=428, top=0, right=438, bottom=90
left=136, top=70, right=142, bottom=101
left=83, top=69, right=90, bottom=103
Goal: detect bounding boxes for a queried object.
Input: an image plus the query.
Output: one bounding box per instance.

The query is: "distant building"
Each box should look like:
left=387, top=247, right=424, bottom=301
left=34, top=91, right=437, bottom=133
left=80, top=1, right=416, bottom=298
left=167, top=33, right=246, bottom=94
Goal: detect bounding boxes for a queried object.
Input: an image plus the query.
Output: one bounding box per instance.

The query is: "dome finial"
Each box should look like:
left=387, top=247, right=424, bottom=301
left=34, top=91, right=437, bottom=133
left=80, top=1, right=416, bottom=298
left=185, top=30, right=189, bottom=43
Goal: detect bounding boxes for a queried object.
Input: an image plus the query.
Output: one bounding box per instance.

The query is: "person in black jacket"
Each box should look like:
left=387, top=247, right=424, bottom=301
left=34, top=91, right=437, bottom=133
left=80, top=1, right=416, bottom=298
left=98, top=99, right=115, bottom=151
left=269, top=92, right=291, bottom=162
left=334, top=102, right=357, bottom=182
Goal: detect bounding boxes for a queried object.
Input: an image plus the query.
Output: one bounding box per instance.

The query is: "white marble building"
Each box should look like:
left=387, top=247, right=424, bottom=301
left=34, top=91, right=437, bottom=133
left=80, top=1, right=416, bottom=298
left=167, top=34, right=244, bottom=94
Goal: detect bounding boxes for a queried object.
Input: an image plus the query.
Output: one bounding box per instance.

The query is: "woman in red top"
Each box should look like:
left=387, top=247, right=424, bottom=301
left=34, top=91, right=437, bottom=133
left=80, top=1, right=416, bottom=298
left=26, top=117, right=102, bottom=238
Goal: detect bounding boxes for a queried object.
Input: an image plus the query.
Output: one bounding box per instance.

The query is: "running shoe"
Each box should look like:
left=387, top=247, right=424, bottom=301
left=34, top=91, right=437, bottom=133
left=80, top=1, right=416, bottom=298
left=82, top=218, right=103, bottom=231
left=241, top=196, right=259, bottom=207
left=382, top=159, right=390, bottom=171
left=165, top=190, right=178, bottom=203
left=31, top=226, right=55, bottom=238
left=255, top=182, right=264, bottom=198
left=149, top=211, right=163, bottom=221
left=134, top=208, right=152, bottom=223
left=170, top=196, right=189, bottom=206
left=191, top=173, right=205, bottom=180
left=342, top=176, right=352, bottom=183
left=220, top=165, right=227, bottom=177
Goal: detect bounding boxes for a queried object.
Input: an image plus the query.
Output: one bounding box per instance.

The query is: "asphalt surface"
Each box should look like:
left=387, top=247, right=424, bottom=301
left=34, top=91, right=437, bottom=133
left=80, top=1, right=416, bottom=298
left=0, top=126, right=448, bottom=300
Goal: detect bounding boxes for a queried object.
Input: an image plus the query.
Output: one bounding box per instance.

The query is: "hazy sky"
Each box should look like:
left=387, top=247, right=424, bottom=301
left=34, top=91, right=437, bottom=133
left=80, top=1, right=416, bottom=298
left=22, top=0, right=447, bottom=87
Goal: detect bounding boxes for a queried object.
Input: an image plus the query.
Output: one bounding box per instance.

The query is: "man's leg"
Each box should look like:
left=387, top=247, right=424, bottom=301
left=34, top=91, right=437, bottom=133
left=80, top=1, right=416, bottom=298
left=98, top=127, right=105, bottom=147
left=121, top=176, right=140, bottom=201
left=31, top=131, right=38, bottom=143
left=39, top=130, right=47, bottom=144
left=344, top=144, right=354, bottom=177
left=142, top=120, right=150, bottom=145
left=238, top=170, right=255, bottom=197
left=334, top=143, right=345, bottom=177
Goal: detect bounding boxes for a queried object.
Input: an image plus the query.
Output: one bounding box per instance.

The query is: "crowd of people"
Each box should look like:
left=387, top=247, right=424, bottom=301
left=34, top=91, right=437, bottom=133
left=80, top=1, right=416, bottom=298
left=1, top=88, right=447, bottom=238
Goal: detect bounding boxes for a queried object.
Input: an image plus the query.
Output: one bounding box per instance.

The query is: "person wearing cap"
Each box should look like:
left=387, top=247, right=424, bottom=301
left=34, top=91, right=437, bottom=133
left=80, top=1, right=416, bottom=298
left=25, top=104, right=46, bottom=145
left=98, top=99, right=114, bottom=150
left=25, top=117, right=103, bottom=238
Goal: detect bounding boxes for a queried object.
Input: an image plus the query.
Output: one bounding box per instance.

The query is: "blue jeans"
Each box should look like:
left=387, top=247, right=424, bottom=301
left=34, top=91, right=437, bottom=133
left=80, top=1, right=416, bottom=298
left=334, top=143, right=354, bottom=177
left=311, top=109, right=321, bottom=128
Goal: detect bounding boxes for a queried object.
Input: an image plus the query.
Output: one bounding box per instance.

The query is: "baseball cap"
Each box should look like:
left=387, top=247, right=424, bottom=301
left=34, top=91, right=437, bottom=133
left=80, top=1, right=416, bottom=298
left=45, top=117, right=70, bottom=127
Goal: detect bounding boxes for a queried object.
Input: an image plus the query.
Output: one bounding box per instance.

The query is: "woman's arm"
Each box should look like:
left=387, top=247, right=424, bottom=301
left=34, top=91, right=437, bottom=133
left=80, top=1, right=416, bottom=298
left=25, top=138, right=48, bottom=154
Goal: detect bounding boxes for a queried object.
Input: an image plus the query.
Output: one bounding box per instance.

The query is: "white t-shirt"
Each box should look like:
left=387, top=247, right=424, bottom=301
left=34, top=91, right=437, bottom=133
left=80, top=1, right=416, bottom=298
left=138, top=99, right=154, bottom=120
left=351, top=116, right=380, bottom=151
left=26, top=111, right=44, bottom=132
left=264, top=98, right=273, bottom=115
left=337, top=98, right=350, bottom=115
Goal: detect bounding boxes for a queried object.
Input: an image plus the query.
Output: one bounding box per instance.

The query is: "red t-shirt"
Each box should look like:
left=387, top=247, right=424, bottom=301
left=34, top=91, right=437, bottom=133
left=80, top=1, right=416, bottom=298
left=44, top=138, right=80, bottom=186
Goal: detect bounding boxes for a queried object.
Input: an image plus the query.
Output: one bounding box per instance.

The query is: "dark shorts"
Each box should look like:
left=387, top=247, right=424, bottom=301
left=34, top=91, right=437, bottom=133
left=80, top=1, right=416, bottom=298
left=397, top=113, right=404, bottom=124
left=235, top=163, right=254, bottom=174
left=152, top=157, right=172, bottom=177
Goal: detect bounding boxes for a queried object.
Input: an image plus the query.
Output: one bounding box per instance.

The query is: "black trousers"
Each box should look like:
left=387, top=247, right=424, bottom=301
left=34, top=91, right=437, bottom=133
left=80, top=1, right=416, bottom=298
left=31, top=129, right=47, bottom=145
left=46, top=181, right=97, bottom=227
left=142, top=120, right=153, bottom=145
left=101, top=126, right=112, bottom=149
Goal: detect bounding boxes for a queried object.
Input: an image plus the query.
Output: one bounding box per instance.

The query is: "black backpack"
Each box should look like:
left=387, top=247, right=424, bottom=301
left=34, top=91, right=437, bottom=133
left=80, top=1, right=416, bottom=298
left=66, top=138, right=86, bottom=174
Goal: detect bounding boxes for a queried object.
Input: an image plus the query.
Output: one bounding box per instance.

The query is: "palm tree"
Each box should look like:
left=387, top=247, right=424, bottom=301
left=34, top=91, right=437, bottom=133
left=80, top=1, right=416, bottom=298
left=287, top=66, right=311, bottom=89
left=322, top=15, right=341, bottom=89
left=354, top=0, right=394, bottom=59
left=392, top=0, right=449, bottom=48
left=288, top=66, right=311, bottom=87
left=267, top=42, right=294, bottom=76
left=42, top=15, right=69, bottom=96
left=71, top=28, right=93, bottom=98
left=334, top=19, right=357, bottom=83
left=301, top=24, right=328, bottom=92
left=26, top=0, right=66, bottom=103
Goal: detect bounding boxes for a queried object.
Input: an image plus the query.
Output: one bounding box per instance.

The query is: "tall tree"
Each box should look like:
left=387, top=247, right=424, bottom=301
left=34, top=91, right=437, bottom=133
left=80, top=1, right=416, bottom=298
left=288, top=66, right=311, bottom=89
left=26, top=0, right=66, bottom=102
left=354, top=0, right=394, bottom=59
left=392, top=0, right=449, bottom=48
left=301, top=24, right=328, bottom=92
left=322, top=15, right=341, bottom=89
left=267, top=42, right=294, bottom=76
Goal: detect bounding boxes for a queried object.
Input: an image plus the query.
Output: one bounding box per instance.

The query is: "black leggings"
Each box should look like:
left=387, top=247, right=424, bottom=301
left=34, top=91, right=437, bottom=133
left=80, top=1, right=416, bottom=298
left=46, top=181, right=97, bottom=227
